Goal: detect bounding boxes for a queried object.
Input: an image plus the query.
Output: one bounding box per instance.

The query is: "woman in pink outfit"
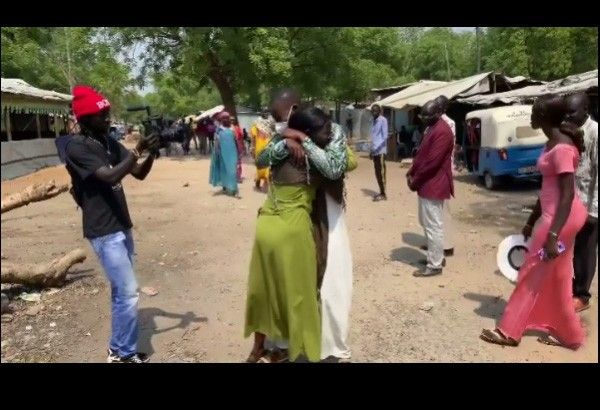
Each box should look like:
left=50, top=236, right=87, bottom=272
left=480, top=95, right=587, bottom=349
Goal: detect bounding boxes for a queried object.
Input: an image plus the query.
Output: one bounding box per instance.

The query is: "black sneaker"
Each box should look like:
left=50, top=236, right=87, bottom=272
left=120, top=353, right=150, bottom=363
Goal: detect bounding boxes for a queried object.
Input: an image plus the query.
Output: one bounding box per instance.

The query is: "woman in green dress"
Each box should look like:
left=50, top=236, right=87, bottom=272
left=244, top=107, right=339, bottom=363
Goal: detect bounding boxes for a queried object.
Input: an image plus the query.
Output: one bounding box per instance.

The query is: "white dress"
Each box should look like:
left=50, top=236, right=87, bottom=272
left=320, top=193, right=353, bottom=360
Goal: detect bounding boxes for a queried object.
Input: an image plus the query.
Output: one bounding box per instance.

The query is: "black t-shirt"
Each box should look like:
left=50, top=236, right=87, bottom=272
left=65, top=134, right=133, bottom=239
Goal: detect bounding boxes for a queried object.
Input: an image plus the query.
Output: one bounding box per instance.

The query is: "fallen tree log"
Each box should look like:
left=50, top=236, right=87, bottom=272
left=1, top=293, right=9, bottom=314
left=1, top=248, right=86, bottom=287
left=1, top=180, right=70, bottom=214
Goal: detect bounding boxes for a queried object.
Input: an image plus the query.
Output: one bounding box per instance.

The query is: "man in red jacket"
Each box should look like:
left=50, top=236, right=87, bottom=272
left=407, top=100, right=455, bottom=277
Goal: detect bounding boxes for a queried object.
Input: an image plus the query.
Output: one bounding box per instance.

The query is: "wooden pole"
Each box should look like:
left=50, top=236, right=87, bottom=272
left=35, top=114, right=42, bottom=139
left=65, top=27, right=74, bottom=90
left=444, top=43, right=451, bottom=81
left=54, top=114, right=59, bottom=137
left=5, top=109, right=12, bottom=141
left=476, top=27, right=481, bottom=73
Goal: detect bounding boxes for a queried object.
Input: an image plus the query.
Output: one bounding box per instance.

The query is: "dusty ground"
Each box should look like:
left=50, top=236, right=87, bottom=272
left=1, top=150, right=597, bottom=363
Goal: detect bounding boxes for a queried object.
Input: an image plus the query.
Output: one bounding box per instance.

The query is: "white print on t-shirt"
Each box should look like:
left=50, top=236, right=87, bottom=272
left=107, top=164, right=123, bottom=191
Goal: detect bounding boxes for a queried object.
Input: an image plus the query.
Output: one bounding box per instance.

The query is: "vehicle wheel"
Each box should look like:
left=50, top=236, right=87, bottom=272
left=484, top=172, right=497, bottom=190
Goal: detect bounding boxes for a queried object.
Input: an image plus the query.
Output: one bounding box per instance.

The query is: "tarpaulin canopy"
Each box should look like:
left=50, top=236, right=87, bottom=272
left=1, top=78, right=72, bottom=115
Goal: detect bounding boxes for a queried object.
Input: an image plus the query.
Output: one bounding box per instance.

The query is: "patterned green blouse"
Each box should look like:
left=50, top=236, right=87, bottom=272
left=256, top=123, right=348, bottom=180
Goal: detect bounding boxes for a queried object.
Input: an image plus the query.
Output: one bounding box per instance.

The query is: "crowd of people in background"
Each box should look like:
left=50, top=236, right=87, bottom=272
left=61, top=81, right=596, bottom=363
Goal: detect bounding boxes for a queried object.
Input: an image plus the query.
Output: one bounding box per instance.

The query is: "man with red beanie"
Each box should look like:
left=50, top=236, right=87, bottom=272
left=65, top=85, right=159, bottom=363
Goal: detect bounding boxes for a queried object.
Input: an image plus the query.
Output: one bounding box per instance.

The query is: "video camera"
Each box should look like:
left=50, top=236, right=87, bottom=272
left=126, top=105, right=162, bottom=137
left=126, top=105, right=176, bottom=156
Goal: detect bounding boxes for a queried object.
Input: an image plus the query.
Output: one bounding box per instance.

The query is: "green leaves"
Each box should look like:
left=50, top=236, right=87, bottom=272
left=2, top=27, right=135, bottom=118
left=483, top=27, right=598, bottom=81
left=141, top=72, right=221, bottom=118
left=4, top=26, right=597, bottom=123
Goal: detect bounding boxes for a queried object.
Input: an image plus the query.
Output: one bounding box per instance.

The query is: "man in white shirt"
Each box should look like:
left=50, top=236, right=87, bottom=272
left=565, top=93, right=598, bottom=313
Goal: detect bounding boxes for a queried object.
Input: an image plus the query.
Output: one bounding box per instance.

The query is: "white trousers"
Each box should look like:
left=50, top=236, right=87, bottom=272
left=419, top=197, right=445, bottom=270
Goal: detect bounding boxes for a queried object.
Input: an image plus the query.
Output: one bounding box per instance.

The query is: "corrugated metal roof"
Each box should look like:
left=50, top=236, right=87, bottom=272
left=371, top=82, right=422, bottom=94
left=374, top=80, right=449, bottom=108
left=457, top=69, right=598, bottom=105
left=381, top=72, right=494, bottom=109
left=1, top=78, right=72, bottom=102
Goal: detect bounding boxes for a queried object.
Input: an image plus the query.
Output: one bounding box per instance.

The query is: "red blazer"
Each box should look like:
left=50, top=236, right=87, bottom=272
left=408, top=118, right=454, bottom=200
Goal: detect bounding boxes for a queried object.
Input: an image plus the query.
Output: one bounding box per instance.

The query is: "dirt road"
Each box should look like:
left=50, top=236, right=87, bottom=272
left=1, top=153, right=597, bottom=362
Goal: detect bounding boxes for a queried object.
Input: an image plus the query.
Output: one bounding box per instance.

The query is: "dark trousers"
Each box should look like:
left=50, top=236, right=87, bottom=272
left=372, top=154, right=386, bottom=196
left=573, top=217, right=598, bottom=303
left=183, top=135, right=191, bottom=154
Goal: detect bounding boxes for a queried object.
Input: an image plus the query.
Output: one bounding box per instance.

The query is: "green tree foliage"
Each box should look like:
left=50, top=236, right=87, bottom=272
left=141, top=72, right=221, bottom=118
left=483, top=27, right=598, bottom=80
left=2, top=27, right=132, bottom=117
left=3, top=27, right=597, bottom=121
left=108, top=27, right=412, bottom=114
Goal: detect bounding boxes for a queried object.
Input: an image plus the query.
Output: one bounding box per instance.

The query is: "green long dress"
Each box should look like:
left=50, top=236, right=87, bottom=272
left=245, top=123, right=349, bottom=363
left=244, top=184, right=321, bottom=362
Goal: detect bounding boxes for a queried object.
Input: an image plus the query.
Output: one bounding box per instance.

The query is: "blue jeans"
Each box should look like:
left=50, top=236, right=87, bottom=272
left=89, top=230, right=138, bottom=358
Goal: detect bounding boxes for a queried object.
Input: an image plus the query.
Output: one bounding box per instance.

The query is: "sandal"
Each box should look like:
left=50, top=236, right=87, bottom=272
left=537, top=335, right=563, bottom=347
left=245, top=349, right=269, bottom=363
left=480, top=329, right=519, bottom=347
left=574, top=298, right=591, bottom=313
left=257, top=349, right=289, bottom=363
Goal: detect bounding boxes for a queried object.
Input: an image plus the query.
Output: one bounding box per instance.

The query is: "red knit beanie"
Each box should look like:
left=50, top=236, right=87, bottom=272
left=71, top=85, right=111, bottom=120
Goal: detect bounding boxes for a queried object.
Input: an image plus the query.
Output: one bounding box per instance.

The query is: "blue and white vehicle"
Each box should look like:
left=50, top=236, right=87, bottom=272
left=464, top=105, right=547, bottom=190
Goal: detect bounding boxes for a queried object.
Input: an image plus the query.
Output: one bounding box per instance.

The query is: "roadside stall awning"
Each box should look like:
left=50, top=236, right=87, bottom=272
left=374, top=80, right=448, bottom=109
left=457, top=69, right=598, bottom=105
left=1, top=78, right=72, bottom=115
left=376, top=72, right=544, bottom=110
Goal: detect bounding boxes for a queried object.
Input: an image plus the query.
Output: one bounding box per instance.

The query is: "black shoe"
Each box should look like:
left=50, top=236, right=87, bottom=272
left=420, top=246, right=454, bottom=257
left=119, top=353, right=150, bottom=363
left=418, top=258, right=446, bottom=267
left=106, top=348, right=120, bottom=363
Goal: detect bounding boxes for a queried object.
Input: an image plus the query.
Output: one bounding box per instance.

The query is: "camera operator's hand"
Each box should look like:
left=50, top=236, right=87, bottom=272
left=136, top=133, right=159, bottom=154
left=147, top=133, right=161, bottom=152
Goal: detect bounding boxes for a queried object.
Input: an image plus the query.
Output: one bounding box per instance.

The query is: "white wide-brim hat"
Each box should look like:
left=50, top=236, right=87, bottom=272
left=497, top=234, right=531, bottom=283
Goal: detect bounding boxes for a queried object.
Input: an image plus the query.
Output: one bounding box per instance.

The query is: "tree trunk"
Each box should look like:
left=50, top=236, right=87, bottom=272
left=1, top=180, right=70, bottom=214
left=205, top=51, right=237, bottom=118
left=1, top=248, right=87, bottom=287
